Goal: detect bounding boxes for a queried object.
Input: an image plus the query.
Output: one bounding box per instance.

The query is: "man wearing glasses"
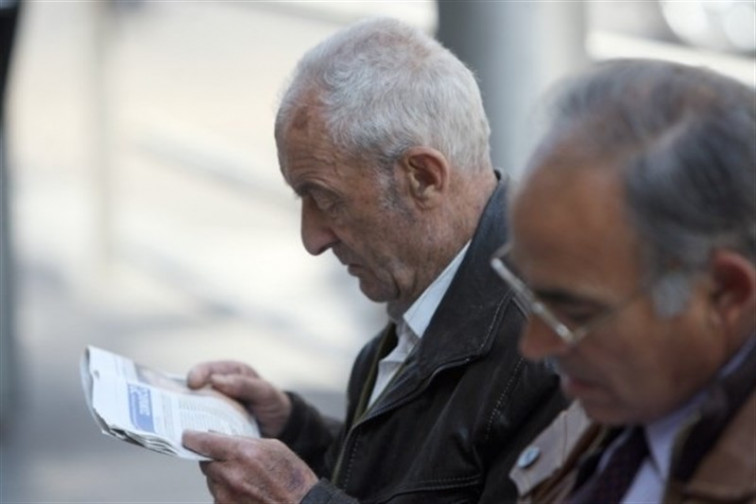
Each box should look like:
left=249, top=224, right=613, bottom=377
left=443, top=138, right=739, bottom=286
left=494, top=59, right=755, bottom=503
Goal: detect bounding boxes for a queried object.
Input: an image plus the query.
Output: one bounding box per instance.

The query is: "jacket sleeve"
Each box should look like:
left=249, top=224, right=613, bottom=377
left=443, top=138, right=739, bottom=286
left=477, top=359, right=569, bottom=504
left=278, top=334, right=383, bottom=479
left=277, top=392, right=344, bottom=477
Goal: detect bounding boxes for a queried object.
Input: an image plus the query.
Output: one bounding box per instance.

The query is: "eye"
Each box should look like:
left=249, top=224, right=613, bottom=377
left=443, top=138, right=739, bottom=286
left=311, top=193, right=339, bottom=212
left=551, top=304, right=602, bottom=329
left=561, top=311, right=597, bottom=327
left=536, top=295, right=604, bottom=329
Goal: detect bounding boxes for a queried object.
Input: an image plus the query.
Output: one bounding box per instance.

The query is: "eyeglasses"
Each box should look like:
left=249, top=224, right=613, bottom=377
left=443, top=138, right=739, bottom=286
left=490, top=243, right=669, bottom=345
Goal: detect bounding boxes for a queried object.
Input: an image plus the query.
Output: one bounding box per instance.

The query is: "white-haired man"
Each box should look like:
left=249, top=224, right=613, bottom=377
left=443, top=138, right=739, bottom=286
left=182, top=17, right=565, bottom=504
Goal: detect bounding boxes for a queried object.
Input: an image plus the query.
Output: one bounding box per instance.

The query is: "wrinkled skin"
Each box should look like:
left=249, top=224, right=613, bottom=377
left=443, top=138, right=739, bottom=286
left=183, top=431, right=318, bottom=504
left=183, top=361, right=317, bottom=503
left=186, top=361, right=291, bottom=437
left=278, top=104, right=436, bottom=318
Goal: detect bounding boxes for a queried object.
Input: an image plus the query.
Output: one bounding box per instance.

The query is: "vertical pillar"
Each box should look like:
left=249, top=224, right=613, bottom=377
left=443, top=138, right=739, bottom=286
left=1, top=0, right=20, bottom=427
left=437, top=1, right=587, bottom=177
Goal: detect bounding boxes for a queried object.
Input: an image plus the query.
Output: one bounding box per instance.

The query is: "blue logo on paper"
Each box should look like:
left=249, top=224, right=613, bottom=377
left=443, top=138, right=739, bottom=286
left=128, top=384, right=155, bottom=433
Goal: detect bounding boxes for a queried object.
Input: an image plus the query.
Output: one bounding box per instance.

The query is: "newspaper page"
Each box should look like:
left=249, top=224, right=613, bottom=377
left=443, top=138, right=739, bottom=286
left=81, top=345, right=260, bottom=460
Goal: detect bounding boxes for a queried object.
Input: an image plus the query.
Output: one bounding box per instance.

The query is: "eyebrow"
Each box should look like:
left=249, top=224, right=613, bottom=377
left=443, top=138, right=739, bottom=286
left=291, top=181, right=320, bottom=198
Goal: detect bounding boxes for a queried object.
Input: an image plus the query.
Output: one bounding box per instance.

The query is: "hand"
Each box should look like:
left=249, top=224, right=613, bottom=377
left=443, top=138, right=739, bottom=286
left=187, top=361, right=292, bottom=437
left=183, top=430, right=318, bottom=504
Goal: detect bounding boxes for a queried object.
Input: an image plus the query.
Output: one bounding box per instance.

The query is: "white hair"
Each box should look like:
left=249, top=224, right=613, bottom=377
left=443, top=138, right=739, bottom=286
left=275, top=17, right=492, bottom=174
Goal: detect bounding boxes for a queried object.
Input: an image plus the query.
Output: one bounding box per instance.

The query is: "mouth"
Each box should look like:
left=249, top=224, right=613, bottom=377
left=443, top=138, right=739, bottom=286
left=562, top=370, right=617, bottom=412
left=560, top=373, right=598, bottom=398
left=334, top=249, right=361, bottom=276
left=553, top=361, right=599, bottom=399
left=546, top=358, right=596, bottom=398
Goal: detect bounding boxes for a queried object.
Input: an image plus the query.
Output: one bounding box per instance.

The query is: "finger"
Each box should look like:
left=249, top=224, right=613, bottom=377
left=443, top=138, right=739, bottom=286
left=186, top=361, right=258, bottom=389
left=182, top=430, right=237, bottom=460
left=208, top=374, right=276, bottom=405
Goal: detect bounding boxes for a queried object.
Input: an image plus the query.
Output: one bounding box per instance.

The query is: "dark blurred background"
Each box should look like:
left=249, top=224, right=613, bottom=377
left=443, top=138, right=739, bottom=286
left=0, top=2, right=753, bottom=502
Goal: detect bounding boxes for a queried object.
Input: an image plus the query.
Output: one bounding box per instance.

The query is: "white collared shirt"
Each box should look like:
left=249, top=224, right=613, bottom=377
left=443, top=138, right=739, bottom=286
left=368, top=242, right=471, bottom=407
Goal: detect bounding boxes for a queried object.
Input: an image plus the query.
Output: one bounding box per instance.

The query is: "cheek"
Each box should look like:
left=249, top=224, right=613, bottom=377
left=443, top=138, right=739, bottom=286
left=607, top=316, right=719, bottom=421
left=577, top=317, right=668, bottom=415
left=339, top=223, right=403, bottom=281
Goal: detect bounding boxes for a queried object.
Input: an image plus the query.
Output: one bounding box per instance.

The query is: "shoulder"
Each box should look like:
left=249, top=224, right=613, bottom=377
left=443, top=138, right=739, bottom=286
left=682, top=390, right=756, bottom=500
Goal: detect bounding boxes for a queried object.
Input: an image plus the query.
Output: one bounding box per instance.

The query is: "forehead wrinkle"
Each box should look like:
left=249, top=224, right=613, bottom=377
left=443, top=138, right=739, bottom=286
left=286, top=151, right=350, bottom=192
left=282, top=125, right=352, bottom=193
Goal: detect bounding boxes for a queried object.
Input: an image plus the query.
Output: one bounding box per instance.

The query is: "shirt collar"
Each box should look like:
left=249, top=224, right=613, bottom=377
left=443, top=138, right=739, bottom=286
left=401, top=241, right=471, bottom=341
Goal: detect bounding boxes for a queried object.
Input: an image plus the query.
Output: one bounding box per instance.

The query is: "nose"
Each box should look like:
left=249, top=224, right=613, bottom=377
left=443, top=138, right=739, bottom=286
left=300, top=197, right=338, bottom=255
left=518, top=317, right=569, bottom=361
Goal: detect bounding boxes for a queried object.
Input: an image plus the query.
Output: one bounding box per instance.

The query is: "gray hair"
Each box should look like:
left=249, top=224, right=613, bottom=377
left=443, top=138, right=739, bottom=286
left=275, top=17, right=492, bottom=174
left=537, top=59, right=756, bottom=316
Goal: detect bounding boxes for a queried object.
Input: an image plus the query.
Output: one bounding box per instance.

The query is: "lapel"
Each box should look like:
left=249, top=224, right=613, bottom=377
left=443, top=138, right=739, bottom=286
left=350, top=324, right=397, bottom=424
left=509, top=402, right=605, bottom=500
left=359, top=173, right=514, bottom=423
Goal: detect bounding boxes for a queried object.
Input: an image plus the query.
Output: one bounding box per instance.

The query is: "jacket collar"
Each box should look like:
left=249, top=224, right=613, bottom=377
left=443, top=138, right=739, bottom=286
left=509, top=401, right=602, bottom=497
left=414, top=172, right=513, bottom=375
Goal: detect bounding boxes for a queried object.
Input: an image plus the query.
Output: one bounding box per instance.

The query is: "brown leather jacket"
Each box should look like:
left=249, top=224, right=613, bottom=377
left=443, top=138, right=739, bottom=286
left=511, top=341, right=756, bottom=504
left=279, top=175, right=568, bottom=504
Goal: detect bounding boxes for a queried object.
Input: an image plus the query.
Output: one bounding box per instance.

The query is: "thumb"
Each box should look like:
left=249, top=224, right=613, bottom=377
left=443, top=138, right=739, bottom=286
left=182, top=429, right=213, bottom=458
left=182, top=430, right=232, bottom=460
left=186, top=368, right=211, bottom=390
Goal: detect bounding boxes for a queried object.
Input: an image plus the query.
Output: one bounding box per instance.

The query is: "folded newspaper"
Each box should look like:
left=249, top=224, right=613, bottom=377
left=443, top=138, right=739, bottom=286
left=80, top=345, right=260, bottom=460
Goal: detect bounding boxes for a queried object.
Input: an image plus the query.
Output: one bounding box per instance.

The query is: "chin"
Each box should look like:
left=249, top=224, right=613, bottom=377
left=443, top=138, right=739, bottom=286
left=357, top=282, right=393, bottom=304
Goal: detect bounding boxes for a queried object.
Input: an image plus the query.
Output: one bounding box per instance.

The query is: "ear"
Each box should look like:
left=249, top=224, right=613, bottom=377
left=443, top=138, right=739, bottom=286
left=399, top=147, right=450, bottom=208
left=708, top=249, right=756, bottom=337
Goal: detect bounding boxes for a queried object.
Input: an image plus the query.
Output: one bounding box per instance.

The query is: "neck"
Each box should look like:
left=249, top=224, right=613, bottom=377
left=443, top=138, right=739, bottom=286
left=386, top=170, right=498, bottom=320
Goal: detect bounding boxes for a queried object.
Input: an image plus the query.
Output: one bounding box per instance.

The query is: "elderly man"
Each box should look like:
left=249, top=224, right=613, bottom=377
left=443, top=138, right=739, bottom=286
left=182, top=17, right=564, bottom=504
left=493, top=59, right=756, bottom=503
